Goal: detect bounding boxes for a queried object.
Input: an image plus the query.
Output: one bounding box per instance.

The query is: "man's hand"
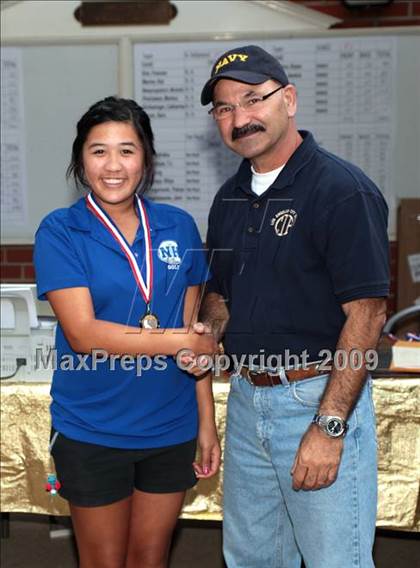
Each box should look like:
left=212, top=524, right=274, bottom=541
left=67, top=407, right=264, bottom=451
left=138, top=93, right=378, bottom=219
left=178, top=322, right=216, bottom=377
left=291, top=424, right=344, bottom=491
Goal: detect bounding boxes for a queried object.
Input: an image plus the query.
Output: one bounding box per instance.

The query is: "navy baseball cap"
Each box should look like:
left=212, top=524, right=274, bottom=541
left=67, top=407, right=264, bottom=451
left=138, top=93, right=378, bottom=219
left=201, top=45, right=289, bottom=106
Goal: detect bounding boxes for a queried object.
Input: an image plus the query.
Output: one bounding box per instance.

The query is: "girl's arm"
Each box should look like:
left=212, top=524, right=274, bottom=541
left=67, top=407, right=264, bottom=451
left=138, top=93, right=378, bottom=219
left=183, top=285, right=221, bottom=479
left=46, top=287, right=217, bottom=357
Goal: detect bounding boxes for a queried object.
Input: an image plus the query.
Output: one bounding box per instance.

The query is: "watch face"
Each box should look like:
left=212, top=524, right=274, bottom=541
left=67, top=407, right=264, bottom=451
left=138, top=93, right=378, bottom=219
left=327, top=418, right=343, bottom=436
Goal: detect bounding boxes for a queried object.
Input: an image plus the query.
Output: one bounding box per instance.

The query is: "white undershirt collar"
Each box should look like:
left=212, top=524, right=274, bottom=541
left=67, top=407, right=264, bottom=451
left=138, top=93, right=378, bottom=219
left=251, top=164, right=285, bottom=197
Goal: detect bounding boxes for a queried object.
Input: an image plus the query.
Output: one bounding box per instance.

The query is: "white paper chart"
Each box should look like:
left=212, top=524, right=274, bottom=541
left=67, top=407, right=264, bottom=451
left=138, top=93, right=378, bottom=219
left=1, top=48, right=28, bottom=227
left=134, top=37, right=397, bottom=236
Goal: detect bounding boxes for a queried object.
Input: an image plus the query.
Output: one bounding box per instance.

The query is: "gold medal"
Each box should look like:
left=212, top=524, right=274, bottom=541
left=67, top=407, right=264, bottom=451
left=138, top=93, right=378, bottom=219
left=139, top=310, right=160, bottom=329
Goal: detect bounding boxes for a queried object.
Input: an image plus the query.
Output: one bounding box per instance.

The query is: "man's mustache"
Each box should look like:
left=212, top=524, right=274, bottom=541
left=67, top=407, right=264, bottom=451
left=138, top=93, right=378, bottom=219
left=232, top=124, right=266, bottom=141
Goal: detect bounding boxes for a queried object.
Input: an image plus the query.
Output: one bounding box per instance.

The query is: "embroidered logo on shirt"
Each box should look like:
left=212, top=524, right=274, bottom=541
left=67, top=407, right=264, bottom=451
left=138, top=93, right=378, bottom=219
left=271, top=209, right=297, bottom=237
left=157, top=240, right=181, bottom=270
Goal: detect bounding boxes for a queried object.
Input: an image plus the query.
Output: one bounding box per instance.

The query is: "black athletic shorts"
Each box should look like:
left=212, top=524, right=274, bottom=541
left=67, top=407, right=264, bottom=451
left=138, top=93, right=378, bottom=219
left=49, top=429, right=198, bottom=507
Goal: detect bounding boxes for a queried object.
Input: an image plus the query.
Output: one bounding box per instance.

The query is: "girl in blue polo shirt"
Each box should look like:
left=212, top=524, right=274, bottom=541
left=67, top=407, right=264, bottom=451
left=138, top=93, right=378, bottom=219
left=34, top=96, right=220, bottom=568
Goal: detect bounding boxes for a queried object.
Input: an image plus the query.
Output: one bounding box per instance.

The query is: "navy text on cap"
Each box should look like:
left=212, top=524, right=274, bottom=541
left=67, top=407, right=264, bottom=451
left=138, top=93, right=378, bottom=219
left=201, top=45, right=289, bottom=105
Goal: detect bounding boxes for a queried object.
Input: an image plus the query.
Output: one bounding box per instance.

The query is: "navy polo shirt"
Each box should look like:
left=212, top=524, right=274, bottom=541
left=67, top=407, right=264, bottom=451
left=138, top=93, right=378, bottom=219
left=206, top=131, right=390, bottom=362
left=34, top=196, right=209, bottom=449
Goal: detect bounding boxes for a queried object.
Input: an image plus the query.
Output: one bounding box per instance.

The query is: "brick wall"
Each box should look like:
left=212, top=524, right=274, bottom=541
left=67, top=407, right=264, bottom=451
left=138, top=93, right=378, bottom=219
left=291, top=0, right=420, bottom=27
left=1, top=245, right=35, bottom=283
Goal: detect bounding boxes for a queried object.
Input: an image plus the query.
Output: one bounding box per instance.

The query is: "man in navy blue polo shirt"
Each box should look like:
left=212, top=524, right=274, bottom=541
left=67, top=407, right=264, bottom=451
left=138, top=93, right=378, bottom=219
left=198, top=45, right=389, bottom=568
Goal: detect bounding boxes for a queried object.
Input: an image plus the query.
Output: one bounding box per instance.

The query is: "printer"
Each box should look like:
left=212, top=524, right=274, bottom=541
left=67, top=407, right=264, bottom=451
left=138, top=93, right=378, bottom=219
left=1, top=284, right=56, bottom=381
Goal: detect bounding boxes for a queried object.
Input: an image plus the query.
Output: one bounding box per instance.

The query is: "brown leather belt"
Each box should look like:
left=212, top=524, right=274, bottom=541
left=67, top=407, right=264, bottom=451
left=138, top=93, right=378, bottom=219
left=239, top=363, right=326, bottom=387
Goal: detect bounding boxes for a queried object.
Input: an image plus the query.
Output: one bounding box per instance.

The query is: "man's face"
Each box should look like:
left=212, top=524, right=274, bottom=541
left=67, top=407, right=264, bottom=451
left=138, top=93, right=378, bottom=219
left=212, top=78, right=297, bottom=164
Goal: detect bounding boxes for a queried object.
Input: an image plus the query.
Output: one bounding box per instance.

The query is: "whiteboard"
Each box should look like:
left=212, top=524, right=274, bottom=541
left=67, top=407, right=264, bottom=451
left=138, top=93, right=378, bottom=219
left=1, top=43, right=118, bottom=243
left=0, top=34, right=418, bottom=243
left=134, top=35, right=420, bottom=238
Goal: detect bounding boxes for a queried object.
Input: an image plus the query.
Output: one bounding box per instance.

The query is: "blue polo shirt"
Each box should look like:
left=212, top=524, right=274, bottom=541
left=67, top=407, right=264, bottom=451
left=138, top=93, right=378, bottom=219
left=34, top=196, right=209, bottom=449
left=206, top=131, right=390, bottom=362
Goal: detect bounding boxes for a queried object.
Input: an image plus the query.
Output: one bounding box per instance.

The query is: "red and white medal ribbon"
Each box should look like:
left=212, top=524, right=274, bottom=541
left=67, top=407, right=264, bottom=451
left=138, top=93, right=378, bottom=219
left=86, top=193, right=153, bottom=305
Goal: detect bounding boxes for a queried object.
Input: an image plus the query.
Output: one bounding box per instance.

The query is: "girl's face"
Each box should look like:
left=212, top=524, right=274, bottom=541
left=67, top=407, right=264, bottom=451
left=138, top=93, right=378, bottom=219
left=82, top=121, right=145, bottom=209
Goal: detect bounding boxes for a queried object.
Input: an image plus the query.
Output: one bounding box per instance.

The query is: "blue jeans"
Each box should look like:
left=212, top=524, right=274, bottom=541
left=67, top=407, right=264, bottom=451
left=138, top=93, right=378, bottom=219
left=223, top=374, right=377, bottom=568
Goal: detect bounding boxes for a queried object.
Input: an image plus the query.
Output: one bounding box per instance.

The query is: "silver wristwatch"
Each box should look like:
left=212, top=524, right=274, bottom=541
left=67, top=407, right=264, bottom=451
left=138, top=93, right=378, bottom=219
left=312, top=414, right=348, bottom=438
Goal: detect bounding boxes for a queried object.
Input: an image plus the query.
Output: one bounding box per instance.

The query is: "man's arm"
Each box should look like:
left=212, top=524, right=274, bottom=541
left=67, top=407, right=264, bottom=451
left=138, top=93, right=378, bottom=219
left=291, top=297, right=387, bottom=491
left=318, top=297, right=387, bottom=417
left=198, top=290, right=230, bottom=342
left=183, top=290, right=229, bottom=377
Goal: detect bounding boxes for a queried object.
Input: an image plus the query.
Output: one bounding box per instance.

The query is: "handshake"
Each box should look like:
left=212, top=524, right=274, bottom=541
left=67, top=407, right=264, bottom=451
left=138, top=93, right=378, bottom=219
left=179, top=322, right=221, bottom=377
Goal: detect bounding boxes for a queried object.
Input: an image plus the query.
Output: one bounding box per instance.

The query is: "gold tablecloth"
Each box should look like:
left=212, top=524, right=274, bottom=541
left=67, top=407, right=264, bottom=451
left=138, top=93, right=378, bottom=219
left=1, top=379, right=419, bottom=531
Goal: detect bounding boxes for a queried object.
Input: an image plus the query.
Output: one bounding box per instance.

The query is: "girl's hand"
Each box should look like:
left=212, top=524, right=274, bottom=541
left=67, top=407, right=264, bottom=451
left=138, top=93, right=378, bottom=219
left=193, top=423, right=221, bottom=479
left=175, top=326, right=218, bottom=377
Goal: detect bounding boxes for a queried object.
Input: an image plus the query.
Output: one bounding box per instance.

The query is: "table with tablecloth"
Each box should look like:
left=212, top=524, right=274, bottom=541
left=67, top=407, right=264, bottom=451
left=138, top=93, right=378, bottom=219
left=1, top=378, right=419, bottom=531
